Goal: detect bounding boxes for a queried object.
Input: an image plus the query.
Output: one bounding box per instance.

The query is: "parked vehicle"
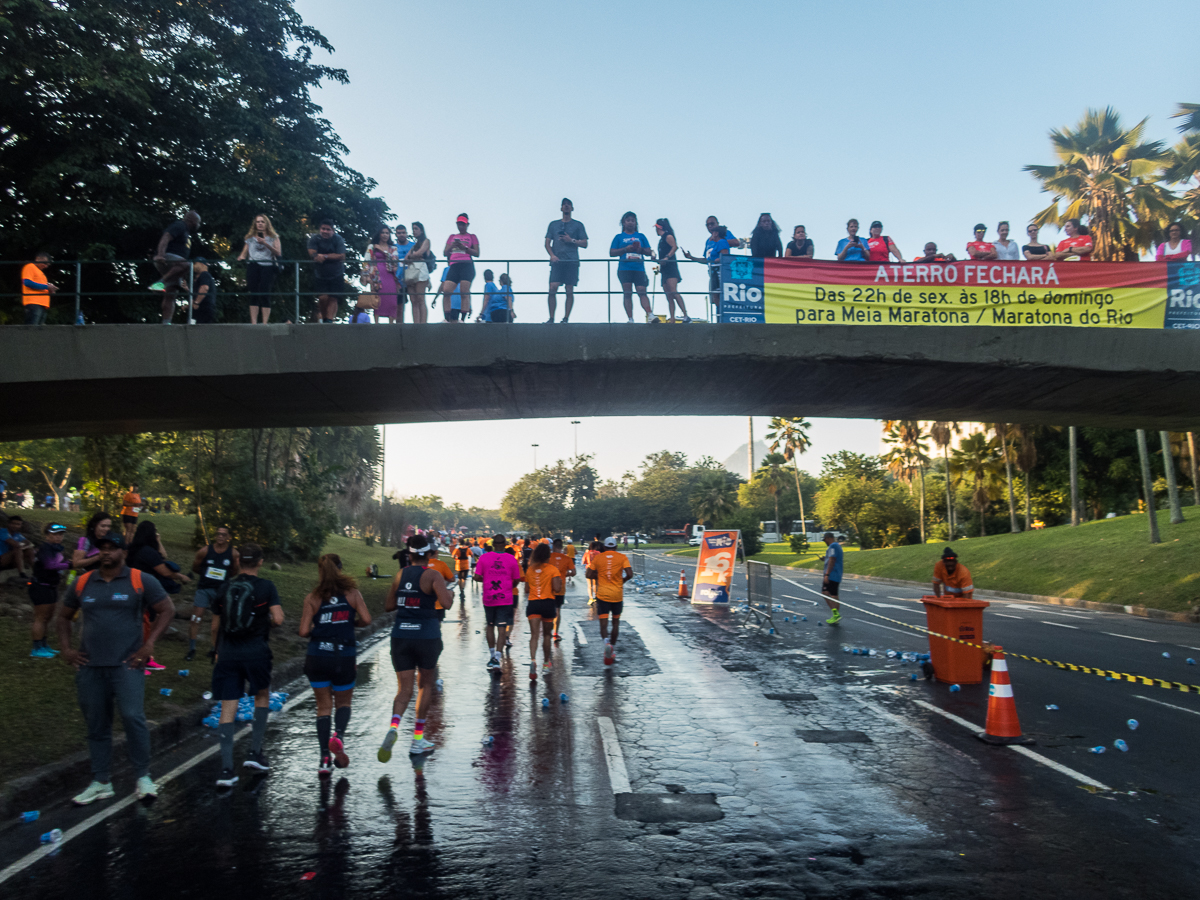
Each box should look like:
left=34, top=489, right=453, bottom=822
left=760, top=520, right=782, bottom=544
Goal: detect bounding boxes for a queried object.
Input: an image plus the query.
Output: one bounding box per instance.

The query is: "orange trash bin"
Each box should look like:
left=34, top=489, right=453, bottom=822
left=920, top=595, right=990, bottom=684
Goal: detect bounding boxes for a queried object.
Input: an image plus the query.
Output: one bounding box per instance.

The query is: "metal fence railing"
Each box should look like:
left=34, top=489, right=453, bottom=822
left=0, top=256, right=726, bottom=325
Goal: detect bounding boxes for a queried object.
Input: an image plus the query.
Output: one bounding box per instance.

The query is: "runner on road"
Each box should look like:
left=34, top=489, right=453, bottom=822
left=524, top=543, right=564, bottom=680
left=581, top=540, right=601, bottom=605
left=120, top=483, right=141, bottom=544
left=585, top=537, right=632, bottom=665
left=821, top=532, right=843, bottom=624
left=475, top=535, right=522, bottom=671
left=548, top=538, right=576, bottom=643
left=379, top=535, right=453, bottom=760
left=299, top=554, right=371, bottom=775
left=453, top=539, right=472, bottom=599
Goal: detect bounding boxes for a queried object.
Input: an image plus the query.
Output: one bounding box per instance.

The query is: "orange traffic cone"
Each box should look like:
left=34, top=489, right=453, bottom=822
left=677, top=570, right=689, bottom=598
left=977, top=647, right=1034, bottom=745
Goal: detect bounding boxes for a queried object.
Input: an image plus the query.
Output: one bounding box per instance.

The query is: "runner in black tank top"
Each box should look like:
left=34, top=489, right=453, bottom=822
left=299, top=554, right=371, bottom=774
left=186, top=526, right=238, bottom=661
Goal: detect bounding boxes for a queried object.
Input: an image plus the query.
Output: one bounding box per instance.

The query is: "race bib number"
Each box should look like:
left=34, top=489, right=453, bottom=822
left=205, top=566, right=227, bottom=581
left=398, top=621, right=421, bottom=630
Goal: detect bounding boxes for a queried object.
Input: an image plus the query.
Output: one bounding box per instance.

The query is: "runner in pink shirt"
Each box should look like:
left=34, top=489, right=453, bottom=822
left=442, top=213, right=480, bottom=322
left=474, top=534, right=521, bottom=672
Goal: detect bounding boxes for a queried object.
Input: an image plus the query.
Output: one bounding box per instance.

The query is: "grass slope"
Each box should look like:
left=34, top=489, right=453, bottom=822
left=0, top=510, right=402, bottom=780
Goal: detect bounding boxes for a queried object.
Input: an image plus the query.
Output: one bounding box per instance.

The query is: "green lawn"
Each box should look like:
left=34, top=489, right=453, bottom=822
left=0, top=510, right=400, bottom=780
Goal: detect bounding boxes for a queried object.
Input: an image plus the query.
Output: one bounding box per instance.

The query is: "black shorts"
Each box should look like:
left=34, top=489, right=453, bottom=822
left=29, top=583, right=57, bottom=606
left=445, top=308, right=467, bottom=321
left=708, top=267, right=721, bottom=294
left=597, top=600, right=623, bottom=618
left=304, top=655, right=357, bottom=691
left=122, top=515, right=137, bottom=525
left=313, top=275, right=345, bottom=296
left=659, top=261, right=682, bottom=282
left=446, top=261, right=476, bottom=283
left=485, top=605, right=515, bottom=627
left=487, top=307, right=511, bottom=322
left=617, top=270, right=648, bottom=288
left=526, top=598, right=557, bottom=619
left=822, top=580, right=840, bottom=598
left=390, top=637, right=443, bottom=672
left=456, top=569, right=469, bottom=580
left=554, top=594, right=565, bottom=607
left=212, top=657, right=273, bottom=701
left=549, top=260, right=580, bottom=287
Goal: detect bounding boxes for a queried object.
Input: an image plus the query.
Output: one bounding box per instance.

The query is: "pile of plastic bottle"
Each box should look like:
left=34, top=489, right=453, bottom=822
left=841, top=646, right=930, bottom=665
left=201, top=691, right=289, bottom=728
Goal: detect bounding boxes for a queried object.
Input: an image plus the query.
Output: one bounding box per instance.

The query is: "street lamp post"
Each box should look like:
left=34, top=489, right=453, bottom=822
left=570, top=420, right=581, bottom=458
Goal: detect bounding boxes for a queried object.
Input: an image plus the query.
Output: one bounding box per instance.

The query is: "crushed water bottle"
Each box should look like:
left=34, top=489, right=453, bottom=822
left=159, top=688, right=172, bottom=697
left=40, top=829, right=63, bottom=844
left=801, top=616, right=807, bottom=621
left=1127, top=719, right=1139, bottom=730
left=202, top=691, right=213, bottom=701
left=560, top=693, right=569, bottom=703
left=886, top=650, right=898, bottom=659
left=1114, top=739, right=1129, bottom=752
left=1188, top=659, right=1197, bottom=666
left=21, top=811, right=39, bottom=823
left=1045, top=704, right=1059, bottom=710
left=542, top=698, right=550, bottom=708
left=949, top=684, right=961, bottom=693
left=909, top=673, right=918, bottom=681
left=178, top=669, right=189, bottom=677
left=1162, top=652, right=1171, bottom=658
left=1090, top=746, right=1106, bottom=754
left=435, top=678, right=444, bottom=691
left=481, top=735, right=494, bottom=745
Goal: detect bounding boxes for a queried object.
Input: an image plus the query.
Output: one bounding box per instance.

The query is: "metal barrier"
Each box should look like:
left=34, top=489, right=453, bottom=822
left=630, top=551, right=645, bottom=576
left=747, top=560, right=772, bottom=606
left=0, top=256, right=725, bottom=325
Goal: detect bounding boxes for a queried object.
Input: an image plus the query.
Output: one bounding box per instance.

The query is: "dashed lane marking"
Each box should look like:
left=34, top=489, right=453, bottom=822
left=573, top=622, right=589, bottom=645
left=868, top=602, right=924, bottom=613
left=1103, top=632, right=1156, bottom=643
left=1133, top=694, right=1200, bottom=717
left=994, top=614, right=1024, bottom=620
left=1008, top=605, right=1093, bottom=619
left=887, top=597, right=925, bottom=603
left=597, top=717, right=631, bottom=794
left=1042, top=621, right=1079, bottom=629
left=910, top=699, right=1111, bottom=791
left=777, top=593, right=820, bottom=606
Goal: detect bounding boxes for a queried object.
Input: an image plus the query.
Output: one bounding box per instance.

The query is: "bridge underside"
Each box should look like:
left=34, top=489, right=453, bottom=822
left=3, top=324, right=1198, bottom=439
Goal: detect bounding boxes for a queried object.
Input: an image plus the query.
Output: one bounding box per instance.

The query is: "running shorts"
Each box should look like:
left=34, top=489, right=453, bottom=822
left=313, top=275, right=345, bottom=296
left=193, top=586, right=220, bottom=609
left=304, top=655, right=357, bottom=691
left=446, top=261, right=476, bottom=283
left=596, top=600, right=623, bottom=618
left=390, top=637, right=443, bottom=672
left=485, top=605, right=514, bottom=627
left=659, top=261, right=682, bottom=282
left=212, top=657, right=272, bottom=701
left=554, top=594, right=565, bottom=607
left=549, top=260, right=580, bottom=286
left=617, top=270, right=648, bottom=288
left=29, top=583, right=57, bottom=605
left=456, top=569, right=469, bottom=579
left=526, top=598, right=557, bottom=619
left=122, top=514, right=138, bottom=525
left=822, top=579, right=840, bottom=598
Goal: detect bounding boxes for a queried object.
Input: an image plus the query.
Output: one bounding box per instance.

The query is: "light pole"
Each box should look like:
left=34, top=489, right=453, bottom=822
left=532, top=444, right=539, bottom=469
left=570, top=421, right=581, bottom=458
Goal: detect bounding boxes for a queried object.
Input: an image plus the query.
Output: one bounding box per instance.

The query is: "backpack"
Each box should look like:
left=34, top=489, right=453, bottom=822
left=75, top=567, right=144, bottom=598
left=219, top=576, right=259, bottom=636
left=425, top=250, right=437, bottom=273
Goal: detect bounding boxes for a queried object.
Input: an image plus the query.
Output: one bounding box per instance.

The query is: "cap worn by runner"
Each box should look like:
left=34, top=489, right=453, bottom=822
left=603, top=536, right=617, bottom=548
left=47, top=524, right=67, bottom=534
left=95, top=533, right=125, bottom=549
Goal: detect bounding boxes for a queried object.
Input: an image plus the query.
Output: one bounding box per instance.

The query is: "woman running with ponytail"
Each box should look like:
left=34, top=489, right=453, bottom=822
left=299, top=554, right=372, bottom=775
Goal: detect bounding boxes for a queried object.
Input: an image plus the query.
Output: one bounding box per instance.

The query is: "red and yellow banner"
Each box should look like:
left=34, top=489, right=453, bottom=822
left=692, top=530, right=740, bottom=605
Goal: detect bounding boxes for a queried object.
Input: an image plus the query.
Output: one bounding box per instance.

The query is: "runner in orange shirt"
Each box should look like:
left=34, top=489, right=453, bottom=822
left=120, top=483, right=142, bottom=543
left=581, top=541, right=601, bottom=604
left=1051, top=218, right=1093, bottom=261
left=452, top=539, right=472, bottom=600
left=426, top=547, right=455, bottom=618
left=523, top=543, right=564, bottom=680
left=548, top=538, right=577, bottom=643
left=932, top=547, right=974, bottom=599
left=585, top=537, right=632, bottom=664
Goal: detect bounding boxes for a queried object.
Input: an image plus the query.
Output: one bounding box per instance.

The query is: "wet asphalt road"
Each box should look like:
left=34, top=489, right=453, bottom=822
left=4, top=554, right=1200, bottom=899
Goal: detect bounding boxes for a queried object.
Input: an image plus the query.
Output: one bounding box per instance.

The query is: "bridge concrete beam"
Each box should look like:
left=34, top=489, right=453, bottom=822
left=2, top=324, right=1198, bottom=439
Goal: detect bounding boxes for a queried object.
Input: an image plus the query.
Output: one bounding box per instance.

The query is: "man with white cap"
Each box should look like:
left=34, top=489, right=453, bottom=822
left=584, top=537, right=633, bottom=665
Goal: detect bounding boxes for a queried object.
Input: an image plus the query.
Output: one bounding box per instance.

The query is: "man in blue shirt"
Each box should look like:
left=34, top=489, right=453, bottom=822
left=683, top=216, right=742, bottom=317
left=0, top=514, right=34, bottom=581
left=836, top=219, right=869, bottom=262
left=609, top=212, right=655, bottom=323
left=821, top=531, right=843, bottom=624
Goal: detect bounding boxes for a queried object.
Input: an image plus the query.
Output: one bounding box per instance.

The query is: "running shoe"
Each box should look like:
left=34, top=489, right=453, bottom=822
left=681, top=316, right=692, bottom=324
left=145, top=658, right=166, bottom=671
left=542, top=662, right=552, bottom=674
left=184, top=648, right=196, bottom=661
left=378, top=727, right=398, bottom=763
left=529, top=661, right=537, bottom=681
left=135, top=775, right=158, bottom=800
left=215, top=768, right=238, bottom=788
left=30, top=647, right=57, bottom=658
left=553, top=632, right=562, bottom=643
left=72, top=780, right=115, bottom=805
left=329, top=734, right=349, bottom=769
left=626, top=317, right=635, bottom=324
left=147, top=281, right=166, bottom=293
left=409, top=736, right=435, bottom=755
left=505, top=639, right=512, bottom=649
left=486, top=655, right=500, bottom=671
left=560, top=317, right=570, bottom=324
left=604, top=640, right=615, bottom=665
left=826, top=608, right=841, bottom=625
left=243, top=750, right=270, bottom=772
left=318, top=756, right=333, bottom=776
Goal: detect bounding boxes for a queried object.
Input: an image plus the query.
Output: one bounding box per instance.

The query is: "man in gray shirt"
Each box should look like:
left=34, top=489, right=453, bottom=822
left=544, top=198, right=588, bottom=323
left=58, top=532, right=173, bottom=806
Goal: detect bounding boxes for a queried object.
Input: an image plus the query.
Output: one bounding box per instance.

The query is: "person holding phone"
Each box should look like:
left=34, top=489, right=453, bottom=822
left=237, top=214, right=281, bottom=323
left=442, top=214, right=479, bottom=321
left=835, top=219, right=869, bottom=262
left=545, top=198, right=588, bottom=323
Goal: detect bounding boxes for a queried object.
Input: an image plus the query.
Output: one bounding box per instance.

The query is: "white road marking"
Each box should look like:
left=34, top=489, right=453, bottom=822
left=1103, top=632, right=1156, bottom=643
left=910, top=699, right=1111, bottom=791
left=1007, top=605, right=1091, bottom=619
left=868, top=602, right=923, bottom=613
left=858, top=619, right=919, bottom=638
left=993, top=613, right=1024, bottom=620
left=887, top=596, right=925, bottom=603
left=857, top=700, right=980, bottom=767
left=597, top=717, right=631, bottom=794
left=860, top=591, right=877, bottom=596
left=1133, top=695, right=1200, bottom=717
left=1041, top=621, right=1079, bottom=629
left=573, top=622, right=588, bottom=645
left=777, top=593, right=820, bottom=606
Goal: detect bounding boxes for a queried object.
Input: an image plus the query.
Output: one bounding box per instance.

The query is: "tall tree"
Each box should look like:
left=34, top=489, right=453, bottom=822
left=691, top=471, right=738, bottom=527
left=992, top=423, right=1020, bottom=533
left=950, top=433, right=1004, bottom=537
left=929, top=421, right=961, bottom=537
left=1162, top=103, right=1200, bottom=247
left=1136, top=430, right=1161, bottom=544
left=754, top=453, right=790, bottom=533
left=1024, top=107, right=1176, bottom=260
left=766, top=416, right=813, bottom=535
left=882, top=421, right=930, bottom=543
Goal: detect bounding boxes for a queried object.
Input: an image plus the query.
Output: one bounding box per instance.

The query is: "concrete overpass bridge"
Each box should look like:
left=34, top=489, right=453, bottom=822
left=2, top=324, right=1198, bottom=440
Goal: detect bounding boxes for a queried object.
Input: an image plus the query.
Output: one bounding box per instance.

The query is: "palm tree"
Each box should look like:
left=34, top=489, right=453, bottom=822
left=755, top=453, right=790, bottom=534
left=990, top=423, right=1020, bottom=533
left=950, top=433, right=1004, bottom=537
left=1024, top=107, right=1176, bottom=260
left=691, top=471, right=738, bottom=527
left=766, top=416, right=813, bottom=534
left=882, top=421, right=931, bottom=542
left=929, top=421, right=961, bottom=537
left=1162, top=103, right=1200, bottom=248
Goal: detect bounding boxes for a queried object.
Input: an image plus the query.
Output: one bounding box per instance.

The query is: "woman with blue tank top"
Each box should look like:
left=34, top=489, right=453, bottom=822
left=299, top=554, right=371, bottom=775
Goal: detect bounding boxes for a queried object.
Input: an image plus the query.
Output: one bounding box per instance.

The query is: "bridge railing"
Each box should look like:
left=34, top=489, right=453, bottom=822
left=0, top=257, right=723, bottom=325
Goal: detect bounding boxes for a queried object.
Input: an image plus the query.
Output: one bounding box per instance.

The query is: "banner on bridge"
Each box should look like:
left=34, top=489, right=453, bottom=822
left=691, top=530, right=740, bottom=605
left=719, top=257, right=1200, bottom=329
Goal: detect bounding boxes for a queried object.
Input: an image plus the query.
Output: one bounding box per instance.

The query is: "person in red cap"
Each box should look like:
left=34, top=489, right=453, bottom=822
left=442, top=214, right=479, bottom=322
left=932, top=548, right=974, bottom=599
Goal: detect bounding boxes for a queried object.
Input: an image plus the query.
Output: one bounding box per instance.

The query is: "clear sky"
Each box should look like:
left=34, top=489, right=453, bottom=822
left=292, top=0, right=1197, bottom=508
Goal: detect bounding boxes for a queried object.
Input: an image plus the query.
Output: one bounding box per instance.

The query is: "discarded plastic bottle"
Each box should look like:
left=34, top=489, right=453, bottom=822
left=40, top=829, right=63, bottom=844
left=1127, top=719, right=1138, bottom=731
left=482, top=735, right=494, bottom=745
left=909, top=673, right=918, bottom=681
left=202, top=691, right=213, bottom=701
left=949, top=684, right=961, bottom=693
left=178, top=669, right=189, bottom=677
left=1089, top=746, right=1106, bottom=754
left=801, top=616, right=807, bottom=622
left=435, top=678, right=444, bottom=691
left=1045, top=704, right=1059, bottom=711
left=560, top=693, right=569, bottom=703
left=768, top=628, right=775, bottom=635
left=159, top=688, right=172, bottom=697
left=1188, top=659, right=1197, bottom=666
left=1114, top=739, right=1129, bottom=752
left=542, top=698, right=550, bottom=708
left=1162, top=652, right=1171, bottom=658
left=21, top=811, right=39, bottom=823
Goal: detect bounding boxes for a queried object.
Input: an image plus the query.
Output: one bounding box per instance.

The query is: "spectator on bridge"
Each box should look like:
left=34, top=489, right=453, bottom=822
left=391, top=225, right=416, bottom=323
left=307, top=220, right=348, bottom=323
left=1022, top=224, right=1051, bottom=260
left=932, top=547, right=973, bottom=599
left=993, top=221, right=1021, bottom=260
left=1051, top=218, right=1093, bottom=261
left=439, top=267, right=467, bottom=321
left=1156, top=222, right=1192, bottom=262
left=149, top=210, right=201, bottom=325
left=236, top=214, right=281, bottom=324
left=58, top=531, right=173, bottom=805
left=749, top=213, right=783, bottom=258
left=866, top=221, right=904, bottom=263
left=363, top=225, right=401, bottom=323
left=21, top=251, right=59, bottom=325
left=966, top=224, right=997, bottom=260
left=190, top=259, right=218, bottom=323
left=654, top=218, right=690, bottom=323
left=913, top=243, right=956, bottom=263
left=481, top=270, right=514, bottom=322
left=835, top=219, right=869, bottom=262
left=683, top=216, right=741, bottom=312
left=442, top=214, right=479, bottom=323
left=785, top=225, right=814, bottom=259
left=403, top=222, right=431, bottom=324
left=610, top=212, right=655, bottom=324
left=545, top=198, right=588, bottom=323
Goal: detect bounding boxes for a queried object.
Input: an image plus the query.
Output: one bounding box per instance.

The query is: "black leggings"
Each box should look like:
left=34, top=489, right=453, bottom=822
left=247, top=263, right=277, bottom=308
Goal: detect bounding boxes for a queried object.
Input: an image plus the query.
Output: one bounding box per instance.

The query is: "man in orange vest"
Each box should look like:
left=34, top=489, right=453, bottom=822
left=21, top=252, right=59, bottom=326
left=932, top=547, right=974, bottom=599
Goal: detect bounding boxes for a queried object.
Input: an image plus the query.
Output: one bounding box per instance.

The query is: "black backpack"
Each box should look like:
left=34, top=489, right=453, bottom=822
left=220, top=576, right=258, bottom=636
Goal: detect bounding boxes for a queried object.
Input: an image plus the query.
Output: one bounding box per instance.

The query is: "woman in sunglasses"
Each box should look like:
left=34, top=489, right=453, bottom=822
left=1022, top=224, right=1051, bottom=260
